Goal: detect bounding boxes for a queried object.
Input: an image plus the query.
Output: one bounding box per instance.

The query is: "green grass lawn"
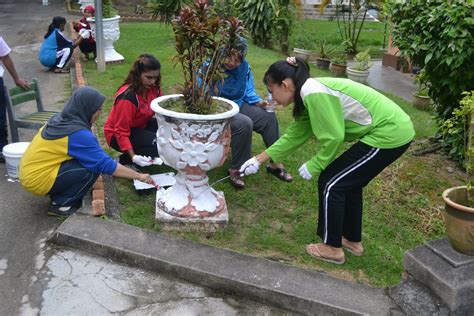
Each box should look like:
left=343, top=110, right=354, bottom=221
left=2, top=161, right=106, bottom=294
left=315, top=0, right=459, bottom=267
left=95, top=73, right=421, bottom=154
left=83, top=22, right=465, bottom=288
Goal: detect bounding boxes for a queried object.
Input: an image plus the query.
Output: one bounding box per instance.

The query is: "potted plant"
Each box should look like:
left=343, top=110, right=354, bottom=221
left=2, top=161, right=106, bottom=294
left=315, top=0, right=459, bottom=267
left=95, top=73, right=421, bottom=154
left=292, top=34, right=313, bottom=61
left=347, top=49, right=371, bottom=84
left=87, top=0, right=124, bottom=63
left=150, top=0, right=243, bottom=228
left=330, top=53, right=347, bottom=77
left=412, top=69, right=431, bottom=111
left=441, top=91, right=474, bottom=255
left=314, top=39, right=334, bottom=70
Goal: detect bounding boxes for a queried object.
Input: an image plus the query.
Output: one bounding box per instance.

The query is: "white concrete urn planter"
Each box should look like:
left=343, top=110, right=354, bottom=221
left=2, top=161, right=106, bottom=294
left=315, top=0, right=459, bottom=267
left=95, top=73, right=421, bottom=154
left=88, top=16, right=124, bottom=63
left=150, top=94, right=239, bottom=231
left=346, top=67, right=370, bottom=84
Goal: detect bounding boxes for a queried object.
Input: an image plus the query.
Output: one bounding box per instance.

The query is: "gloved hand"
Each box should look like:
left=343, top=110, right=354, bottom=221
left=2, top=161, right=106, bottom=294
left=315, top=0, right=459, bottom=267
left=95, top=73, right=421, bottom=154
left=152, top=157, right=163, bottom=165
left=298, top=163, right=312, bottom=180
left=132, top=155, right=153, bottom=167
left=78, top=28, right=91, bottom=39
left=239, top=157, right=261, bottom=176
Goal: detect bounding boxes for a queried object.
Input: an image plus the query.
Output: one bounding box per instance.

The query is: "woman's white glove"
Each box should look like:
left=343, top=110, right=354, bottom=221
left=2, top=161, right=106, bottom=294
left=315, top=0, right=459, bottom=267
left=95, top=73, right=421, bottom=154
left=239, top=157, right=261, bottom=176
left=132, top=155, right=153, bottom=167
left=298, top=163, right=312, bottom=180
left=78, top=28, right=91, bottom=39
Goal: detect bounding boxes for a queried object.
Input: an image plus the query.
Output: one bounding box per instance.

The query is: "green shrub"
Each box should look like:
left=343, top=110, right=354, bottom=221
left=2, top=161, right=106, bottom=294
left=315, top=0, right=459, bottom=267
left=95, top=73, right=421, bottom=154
left=235, top=0, right=277, bottom=48
left=389, top=0, right=474, bottom=163
left=440, top=91, right=474, bottom=168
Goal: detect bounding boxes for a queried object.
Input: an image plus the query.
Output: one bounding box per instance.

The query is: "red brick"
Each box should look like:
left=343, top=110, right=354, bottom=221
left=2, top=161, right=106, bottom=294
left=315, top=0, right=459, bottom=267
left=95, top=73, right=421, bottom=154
left=92, top=200, right=105, bottom=216
left=92, top=189, right=104, bottom=201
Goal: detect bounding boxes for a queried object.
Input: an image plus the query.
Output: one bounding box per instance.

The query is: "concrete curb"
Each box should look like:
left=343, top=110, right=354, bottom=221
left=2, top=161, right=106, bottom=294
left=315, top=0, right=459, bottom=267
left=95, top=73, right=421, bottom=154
left=50, top=215, right=397, bottom=315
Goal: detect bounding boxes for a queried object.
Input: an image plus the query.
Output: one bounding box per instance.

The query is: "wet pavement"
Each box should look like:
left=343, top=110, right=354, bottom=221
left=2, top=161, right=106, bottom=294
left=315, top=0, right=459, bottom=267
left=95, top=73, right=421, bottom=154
left=21, top=245, right=293, bottom=315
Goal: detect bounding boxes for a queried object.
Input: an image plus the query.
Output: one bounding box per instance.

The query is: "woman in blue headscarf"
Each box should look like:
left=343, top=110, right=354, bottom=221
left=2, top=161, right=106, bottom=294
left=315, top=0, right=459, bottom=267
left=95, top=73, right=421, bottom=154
left=217, top=39, right=292, bottom=188
left=20, top=86, right=155, bottom=216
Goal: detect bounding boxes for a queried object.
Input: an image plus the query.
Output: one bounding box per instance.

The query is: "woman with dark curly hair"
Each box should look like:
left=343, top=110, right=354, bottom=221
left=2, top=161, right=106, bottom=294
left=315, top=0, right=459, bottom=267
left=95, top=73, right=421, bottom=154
left=104, top=54, right=162, bottom=166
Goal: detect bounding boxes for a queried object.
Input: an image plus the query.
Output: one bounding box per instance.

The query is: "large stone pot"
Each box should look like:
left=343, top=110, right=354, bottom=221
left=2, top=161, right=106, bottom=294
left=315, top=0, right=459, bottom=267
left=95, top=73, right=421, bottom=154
left=88, top=16, right=124, bottom=63
left=412, top=93, right=431, bottom=111
left=150, top=95, right=239, bottom=230
left=442, top=186, right=474, bottom=255
left=347, top=67, right=370, bottom=84
left=292, top=48, right=311, bottom=61
left=330, top=63, right=347, bottom=77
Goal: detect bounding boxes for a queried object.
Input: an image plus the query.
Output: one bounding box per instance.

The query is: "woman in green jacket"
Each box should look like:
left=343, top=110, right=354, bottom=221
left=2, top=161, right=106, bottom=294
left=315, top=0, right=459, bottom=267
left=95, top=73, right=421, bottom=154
left=240, top=57, right=415, bottom=264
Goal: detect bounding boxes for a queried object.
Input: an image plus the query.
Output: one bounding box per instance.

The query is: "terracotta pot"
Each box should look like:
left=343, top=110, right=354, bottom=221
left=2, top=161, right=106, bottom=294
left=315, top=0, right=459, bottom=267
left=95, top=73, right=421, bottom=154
left=292, top=48, right=311, bottom=61
left=347, top=67, right=370, bottom=84
left=412, top=93, right=431, bottom=111
left=442, top=186, right=474, bottom=256
left=151, top=95, right=239, bottom=226
left=330, top=63, right=347, bottom=77
left=315, top=58, right=330, bottom=70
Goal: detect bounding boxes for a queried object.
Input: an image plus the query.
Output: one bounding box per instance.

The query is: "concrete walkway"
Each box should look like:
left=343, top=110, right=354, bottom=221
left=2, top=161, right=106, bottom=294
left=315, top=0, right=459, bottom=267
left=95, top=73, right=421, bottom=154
left=366, top=60, right=416, bottom=102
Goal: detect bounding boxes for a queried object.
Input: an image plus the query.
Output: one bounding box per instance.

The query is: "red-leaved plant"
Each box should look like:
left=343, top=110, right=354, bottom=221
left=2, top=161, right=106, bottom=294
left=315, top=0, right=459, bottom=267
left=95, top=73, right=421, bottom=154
left=172, top=0, right=245, bottom=114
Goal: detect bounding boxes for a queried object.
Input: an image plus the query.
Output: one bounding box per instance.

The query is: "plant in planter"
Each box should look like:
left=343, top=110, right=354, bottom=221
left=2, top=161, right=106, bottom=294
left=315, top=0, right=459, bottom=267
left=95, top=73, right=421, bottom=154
left=330, top=53, right=347, bottom=77
left=412, top=69, right=431, bottom=111
left=87, top=0, right=124, bottom=63
left=292, top=34, right=313, bottom=61
left=150, top=0, right=244, bottom=229
left=441, top=91, right=474, bottom=255
left=347, top=49, right=371, bottom=84
left=314, top=39, right=334, bottom=70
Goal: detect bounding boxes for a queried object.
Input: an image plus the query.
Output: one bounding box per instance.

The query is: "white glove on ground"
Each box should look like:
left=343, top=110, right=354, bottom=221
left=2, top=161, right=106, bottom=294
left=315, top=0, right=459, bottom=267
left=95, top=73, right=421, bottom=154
left=132, top=155, right=153, bottom=167
left=298, top=163, right=312, bottom=180
left=78, top=28, right=91, bottom=39
left=239, top=157, right=261, bottom=176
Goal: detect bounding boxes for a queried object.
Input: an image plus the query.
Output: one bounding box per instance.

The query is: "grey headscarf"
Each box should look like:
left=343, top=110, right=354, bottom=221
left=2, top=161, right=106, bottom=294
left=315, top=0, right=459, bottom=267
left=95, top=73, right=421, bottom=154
left=42, top=86, right=106, bottom=140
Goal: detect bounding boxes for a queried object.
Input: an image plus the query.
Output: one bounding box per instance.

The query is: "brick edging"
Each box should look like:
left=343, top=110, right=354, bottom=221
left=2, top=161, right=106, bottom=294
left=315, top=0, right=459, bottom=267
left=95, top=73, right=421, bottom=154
left=69, top=21, right=105, bottom=216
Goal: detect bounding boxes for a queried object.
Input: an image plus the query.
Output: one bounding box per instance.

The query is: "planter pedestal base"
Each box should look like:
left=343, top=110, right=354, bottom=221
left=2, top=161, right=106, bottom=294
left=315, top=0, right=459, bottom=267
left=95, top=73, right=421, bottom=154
left=400, top=238, right=474, bottom=314
left=156, top=189, right=228, bottom=232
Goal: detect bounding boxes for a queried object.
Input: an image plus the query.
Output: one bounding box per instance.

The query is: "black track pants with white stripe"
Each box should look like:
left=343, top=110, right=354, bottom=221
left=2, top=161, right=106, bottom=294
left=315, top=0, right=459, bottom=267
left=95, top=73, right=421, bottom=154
left=316, top=141, right=411, bottom=248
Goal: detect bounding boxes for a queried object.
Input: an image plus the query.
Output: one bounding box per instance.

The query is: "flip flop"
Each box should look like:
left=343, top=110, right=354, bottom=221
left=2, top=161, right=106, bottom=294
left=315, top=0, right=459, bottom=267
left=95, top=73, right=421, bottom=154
left=266, top=165, right=293, bottom=182
left=306, top=244, right=345, bottom=265
left=54, top=68, right=70, bottom=74
left=342, top=237, right=364, bottom=256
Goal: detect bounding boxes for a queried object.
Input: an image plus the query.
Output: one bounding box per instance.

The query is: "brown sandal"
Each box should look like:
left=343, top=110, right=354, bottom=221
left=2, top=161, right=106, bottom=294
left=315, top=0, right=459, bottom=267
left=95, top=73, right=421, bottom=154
left=54, top=68, right=70, bottom=74
left=342, top=237, right=364, bottom=256
left=228, top=169, right=245, bottom=189
left=306, top=244, right=345, bottom=265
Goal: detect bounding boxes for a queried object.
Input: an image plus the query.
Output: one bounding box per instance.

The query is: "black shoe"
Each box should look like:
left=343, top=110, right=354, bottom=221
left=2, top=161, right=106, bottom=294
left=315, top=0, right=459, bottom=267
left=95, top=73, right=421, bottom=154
left=0, top=155, right=4, bottom=163
left=47, top=202, right=78, bottom=217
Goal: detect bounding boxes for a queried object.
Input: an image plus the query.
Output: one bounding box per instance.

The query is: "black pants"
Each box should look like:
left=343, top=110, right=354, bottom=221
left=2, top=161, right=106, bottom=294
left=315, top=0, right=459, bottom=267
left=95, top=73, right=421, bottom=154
left=49, top=159, right=99, bottom=207
left=230, top=103, right=280, bottom=169
left=109, top=118, right=158, bottom=158
left=316, top=141, right=411, bottom=247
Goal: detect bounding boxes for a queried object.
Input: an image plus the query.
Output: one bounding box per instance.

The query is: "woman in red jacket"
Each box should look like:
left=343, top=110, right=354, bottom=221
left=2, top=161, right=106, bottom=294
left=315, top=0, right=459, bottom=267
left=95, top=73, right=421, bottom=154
left=104, top=54, right=162, bottom=167
left=73, top=5, right=96, bottom=60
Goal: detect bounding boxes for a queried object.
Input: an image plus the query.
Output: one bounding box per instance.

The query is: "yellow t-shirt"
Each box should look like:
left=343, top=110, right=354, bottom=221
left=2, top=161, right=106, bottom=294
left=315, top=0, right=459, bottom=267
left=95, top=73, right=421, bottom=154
left=20, top=131, right=72, bottom=196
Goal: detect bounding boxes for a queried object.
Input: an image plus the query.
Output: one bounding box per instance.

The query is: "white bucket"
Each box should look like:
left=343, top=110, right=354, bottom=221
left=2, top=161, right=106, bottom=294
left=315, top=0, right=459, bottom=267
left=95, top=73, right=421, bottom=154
left=2, top=142, right=30, bottom=178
